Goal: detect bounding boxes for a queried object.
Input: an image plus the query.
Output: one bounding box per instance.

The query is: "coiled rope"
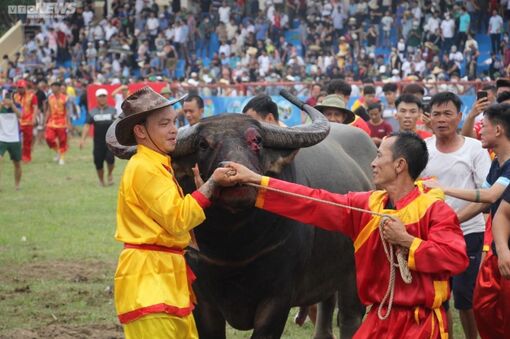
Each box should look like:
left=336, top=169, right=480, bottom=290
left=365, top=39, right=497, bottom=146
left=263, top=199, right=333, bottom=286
left=244, top=182, right=413, bottom=320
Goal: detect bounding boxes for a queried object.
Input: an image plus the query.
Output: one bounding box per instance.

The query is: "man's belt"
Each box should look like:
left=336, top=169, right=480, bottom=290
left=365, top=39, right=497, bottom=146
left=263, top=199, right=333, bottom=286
left=124, top=242, right=184, bottom=254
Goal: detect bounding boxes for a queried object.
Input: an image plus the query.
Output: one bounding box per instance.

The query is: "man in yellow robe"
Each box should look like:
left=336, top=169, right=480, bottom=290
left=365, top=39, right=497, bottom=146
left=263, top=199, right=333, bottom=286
left=113, top=87, right=232, bottom=338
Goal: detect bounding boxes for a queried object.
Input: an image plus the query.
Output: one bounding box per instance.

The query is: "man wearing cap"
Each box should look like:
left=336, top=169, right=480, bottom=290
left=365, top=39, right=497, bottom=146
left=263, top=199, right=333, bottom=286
left=315, top=94, right=370, bottom=134
left=13, top=79, right=39, bottom=163
left=44, top=81, right=70, bottom=165
left=80, top=88, right=117, bottom=186
left=113, top=87, right=234, bottom=338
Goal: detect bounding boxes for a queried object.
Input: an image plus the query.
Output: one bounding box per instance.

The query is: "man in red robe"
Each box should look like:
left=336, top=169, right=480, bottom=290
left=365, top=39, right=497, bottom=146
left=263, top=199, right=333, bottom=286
left=224, top=132, right=469, bottom=338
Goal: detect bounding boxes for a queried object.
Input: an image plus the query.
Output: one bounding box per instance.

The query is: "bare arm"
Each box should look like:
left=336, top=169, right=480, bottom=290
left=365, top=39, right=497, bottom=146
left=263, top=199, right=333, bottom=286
left=461, top=97, right=489, bottom=138
left=111, top=85, right=127, bottom=96
left=442, top=183, right=507, bottom=204
left=44, top=101, right=49, bottom=124
left=492, top=200, right=510, bottom=278
left=7, top=99, right=21, bottom=117
left=32, top=104, right=39, bottom=124
left=424, top=179, right=507, bottom=204
left=457, top=202, right=491, bottom=223
left=79, top=123, right=90, bottom=149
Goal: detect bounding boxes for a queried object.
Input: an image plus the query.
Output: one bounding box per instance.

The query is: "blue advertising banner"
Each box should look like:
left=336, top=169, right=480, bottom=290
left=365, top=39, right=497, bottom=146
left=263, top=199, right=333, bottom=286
left=200, top=95, right=479, bottom=127
left=203, top=96, right=304, bottom=126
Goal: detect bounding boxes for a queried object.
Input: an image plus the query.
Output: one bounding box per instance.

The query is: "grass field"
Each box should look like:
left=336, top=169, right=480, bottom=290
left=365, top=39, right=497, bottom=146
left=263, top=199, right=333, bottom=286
left=0, top=136, right=464, bottom=338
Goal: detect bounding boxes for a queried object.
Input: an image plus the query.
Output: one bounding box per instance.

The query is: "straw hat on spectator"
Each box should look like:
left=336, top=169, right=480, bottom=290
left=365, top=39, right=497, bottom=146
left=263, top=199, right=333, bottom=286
left=315, top=95, right=355, bottom=124
left=432, top=66, right=444, bottom=75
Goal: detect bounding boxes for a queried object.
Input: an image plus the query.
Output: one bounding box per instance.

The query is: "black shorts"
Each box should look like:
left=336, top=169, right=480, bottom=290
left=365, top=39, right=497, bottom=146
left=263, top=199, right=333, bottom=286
left=452, top=232, right=484, bottom=310
left=0, top=141, right=21, bottom=162
left=93, top=142, right=114, bottom=170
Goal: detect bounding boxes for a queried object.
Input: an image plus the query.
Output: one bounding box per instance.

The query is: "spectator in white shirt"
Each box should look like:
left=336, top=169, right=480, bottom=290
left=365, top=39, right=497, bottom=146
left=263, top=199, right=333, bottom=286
left=218, top=41, right=231, bottom=58
left=258, top=50, right=270, bottom=76
left=82, top=6, right=94, bottom=27
left=425, top=11, right=440, bottom=34
left=413, top=53, right=426, bottom=76
left=218, top=1, right=231, bottom=24
left=381, top=11, right=394, bottom=48
left=104, top=20, right=118, bottom=41
left=441, top=12, right=456, bottom=56
left=332, top=3, right=346, bottom=36
left=449, top=45, right=464, bottom=68
left=488, top=10, right=503, bottom=54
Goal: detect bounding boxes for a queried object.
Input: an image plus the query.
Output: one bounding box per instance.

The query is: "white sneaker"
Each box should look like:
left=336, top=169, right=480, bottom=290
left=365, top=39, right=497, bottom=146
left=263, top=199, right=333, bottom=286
left=58, top=158, right=65, bottom=165
left=53, top=154, right=60, bottom=162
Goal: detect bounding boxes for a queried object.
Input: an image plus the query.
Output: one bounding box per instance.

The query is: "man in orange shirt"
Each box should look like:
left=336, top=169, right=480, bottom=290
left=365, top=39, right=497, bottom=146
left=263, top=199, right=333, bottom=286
left=13, top=79, right=38, bottom=163
left=44, top=81, right=70, bottom=165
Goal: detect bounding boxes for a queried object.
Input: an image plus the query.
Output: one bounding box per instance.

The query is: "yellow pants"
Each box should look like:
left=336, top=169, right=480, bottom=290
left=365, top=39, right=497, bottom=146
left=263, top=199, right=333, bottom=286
left=123, top=313, right=198, bottom=339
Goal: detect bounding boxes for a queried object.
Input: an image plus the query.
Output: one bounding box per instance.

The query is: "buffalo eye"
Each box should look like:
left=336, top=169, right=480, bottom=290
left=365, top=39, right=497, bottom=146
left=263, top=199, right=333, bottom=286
left=198, top=139, right=209, bottom=150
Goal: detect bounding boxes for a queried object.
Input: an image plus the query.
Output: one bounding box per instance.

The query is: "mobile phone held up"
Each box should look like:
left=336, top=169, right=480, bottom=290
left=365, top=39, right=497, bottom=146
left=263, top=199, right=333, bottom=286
left=477, top=91, right=488, bottom=101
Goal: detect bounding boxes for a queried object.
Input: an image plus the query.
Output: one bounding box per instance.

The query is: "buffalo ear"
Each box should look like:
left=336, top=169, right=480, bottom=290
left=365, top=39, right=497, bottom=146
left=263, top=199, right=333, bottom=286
left=264, top=149, right=299, bottom=175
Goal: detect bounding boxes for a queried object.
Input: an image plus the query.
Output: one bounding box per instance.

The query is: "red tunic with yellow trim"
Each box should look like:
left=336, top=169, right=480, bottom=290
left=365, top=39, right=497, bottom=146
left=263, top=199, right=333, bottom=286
left=13, top=91, right=38, bottom=126
left=46, top=93, right=68, bottom=128
left=349, top=115, right=371, bottom=135
left=255, top=177, right=469, bottom=338
left=114, top=144, right=210, bottom=326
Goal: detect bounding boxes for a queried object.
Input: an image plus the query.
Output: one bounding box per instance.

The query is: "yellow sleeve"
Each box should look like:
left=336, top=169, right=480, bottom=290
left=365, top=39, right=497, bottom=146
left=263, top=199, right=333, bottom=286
left=131, top=165, right=206, bottom=236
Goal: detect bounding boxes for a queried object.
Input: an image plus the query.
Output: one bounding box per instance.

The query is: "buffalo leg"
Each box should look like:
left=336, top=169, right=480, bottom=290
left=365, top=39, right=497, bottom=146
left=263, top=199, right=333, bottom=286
left=193, top=301, right=226, bottom=339
left=313, top=294, right=336, bottom=339
left=337, top=267, right=363, bottom=339
left=251, top=299, right=290, bottom=339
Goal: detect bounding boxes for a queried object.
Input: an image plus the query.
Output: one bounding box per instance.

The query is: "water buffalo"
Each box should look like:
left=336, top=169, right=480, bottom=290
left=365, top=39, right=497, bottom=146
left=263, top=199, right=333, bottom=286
left=106, top=94, right=377, bottom=338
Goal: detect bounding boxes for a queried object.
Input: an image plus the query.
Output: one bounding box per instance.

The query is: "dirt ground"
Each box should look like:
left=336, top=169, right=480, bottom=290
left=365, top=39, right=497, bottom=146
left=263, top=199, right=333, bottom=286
left=1, top=324, right=123, bottom=339
left=0, top=260, right=124, bottom=339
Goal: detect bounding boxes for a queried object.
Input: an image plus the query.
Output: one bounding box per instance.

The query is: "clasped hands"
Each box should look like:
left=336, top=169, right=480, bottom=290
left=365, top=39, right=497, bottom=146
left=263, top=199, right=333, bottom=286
left=193, top=162, right=262, bottom=189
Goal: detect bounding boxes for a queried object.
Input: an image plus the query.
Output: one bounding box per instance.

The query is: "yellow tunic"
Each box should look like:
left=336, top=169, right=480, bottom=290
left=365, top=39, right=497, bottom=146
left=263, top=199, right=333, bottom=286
left=114, top=144, right=207, bottom=330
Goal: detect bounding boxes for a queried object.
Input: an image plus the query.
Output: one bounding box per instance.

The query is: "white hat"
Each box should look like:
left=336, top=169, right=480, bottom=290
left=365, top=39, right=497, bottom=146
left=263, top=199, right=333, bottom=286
left=203, top=74, right=213, bottom=83
left=95, top=88, right=108, bottom=97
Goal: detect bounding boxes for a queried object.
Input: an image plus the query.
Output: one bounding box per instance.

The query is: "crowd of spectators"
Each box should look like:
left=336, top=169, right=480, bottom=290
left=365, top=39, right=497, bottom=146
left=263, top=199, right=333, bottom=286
left=1, top=0, right=510, bottom=100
